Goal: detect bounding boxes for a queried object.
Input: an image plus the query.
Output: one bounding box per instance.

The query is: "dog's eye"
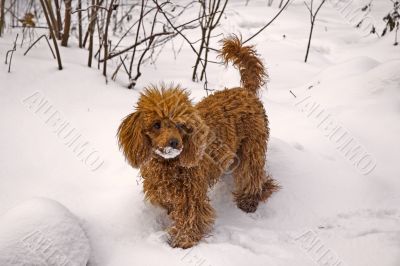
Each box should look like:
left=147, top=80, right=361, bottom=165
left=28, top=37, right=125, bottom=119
left=153, top=122, right=161, bottom=130
left=177, top=123, right=193, bottom=134
left=176, top=123, right=185, bottom=130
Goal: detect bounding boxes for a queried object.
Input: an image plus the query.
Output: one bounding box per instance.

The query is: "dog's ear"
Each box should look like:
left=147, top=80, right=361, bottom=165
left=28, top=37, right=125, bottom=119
left=117, top=111, right=150, bottom=168
left=179, top=113, right=209, bottom=167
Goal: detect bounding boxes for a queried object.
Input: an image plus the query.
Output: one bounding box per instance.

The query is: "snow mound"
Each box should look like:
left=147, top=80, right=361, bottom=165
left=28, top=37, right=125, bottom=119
left=0, top=198, right=90, bottom=266
left=319, top=56, right=380, bottom=82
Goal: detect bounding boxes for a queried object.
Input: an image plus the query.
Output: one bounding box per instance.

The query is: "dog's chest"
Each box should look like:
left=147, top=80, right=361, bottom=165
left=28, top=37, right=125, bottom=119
left=141, top=162, right=201, bottom=204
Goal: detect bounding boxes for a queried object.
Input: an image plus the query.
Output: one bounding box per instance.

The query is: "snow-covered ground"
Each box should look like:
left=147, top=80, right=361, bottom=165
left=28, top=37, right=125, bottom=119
left=0, top=198, right=90, bottom=266
left=0, top=0, right=399, bottom=265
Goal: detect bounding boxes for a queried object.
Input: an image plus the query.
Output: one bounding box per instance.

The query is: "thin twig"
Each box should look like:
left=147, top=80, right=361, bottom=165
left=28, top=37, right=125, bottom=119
left=111, top=54, right=128, bottom=81
left=72, top=4, right=109, bottom=14
left=5, top=34, right=19, bottom=73
left=128, top=0, right=145, bottom=80
left=129, top=6, right=160, bottom=88
left=243, top=0, right=291, bottom=44
left=24, top=34, right=56, bottom=59
left=11, top=25, right=49, bottom=29
left=100, top=31, right=174, bottom=62
left=103, top=0, right=116, bottom=78
left=120, top=55, right=130, bottom=77
left=304, top=0, right=327, bottom=62
left=153, top=0, right=200, bottom=57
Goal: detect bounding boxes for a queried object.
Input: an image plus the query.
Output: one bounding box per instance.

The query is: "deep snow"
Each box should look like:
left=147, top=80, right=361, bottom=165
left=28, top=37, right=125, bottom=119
left=0, top=198, right=90, bottom=266
left=0, top=0, right=399, bottom=266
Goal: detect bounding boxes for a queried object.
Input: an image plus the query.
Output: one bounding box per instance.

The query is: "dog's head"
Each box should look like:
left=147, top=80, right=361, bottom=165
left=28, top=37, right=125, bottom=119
left=118, top=85, right=209, bottom=168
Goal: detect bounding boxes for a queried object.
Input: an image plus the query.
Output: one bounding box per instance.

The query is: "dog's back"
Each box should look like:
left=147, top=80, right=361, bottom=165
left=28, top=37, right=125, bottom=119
left=197, top=35, right=268, bottom=127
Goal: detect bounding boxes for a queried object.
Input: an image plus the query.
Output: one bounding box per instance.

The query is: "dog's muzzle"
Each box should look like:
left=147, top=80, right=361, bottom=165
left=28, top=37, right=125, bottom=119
left=154, top=147, right=182, bottom=159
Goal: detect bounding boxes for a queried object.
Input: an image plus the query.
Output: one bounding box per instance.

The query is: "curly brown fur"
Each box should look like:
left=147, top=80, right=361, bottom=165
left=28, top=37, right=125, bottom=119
left=117, top=37, right=278, bottom=249
left=219, top=35, right=267, bottom=94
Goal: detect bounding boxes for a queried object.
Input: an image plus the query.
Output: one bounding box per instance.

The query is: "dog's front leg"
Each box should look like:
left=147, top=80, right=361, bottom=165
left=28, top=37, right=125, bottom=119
left=168, top=194, right=215, bottom=249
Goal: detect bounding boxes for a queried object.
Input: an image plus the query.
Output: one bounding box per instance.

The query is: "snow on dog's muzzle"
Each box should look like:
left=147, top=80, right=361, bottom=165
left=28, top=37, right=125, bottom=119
left=155, top=147, right=182, bottom=159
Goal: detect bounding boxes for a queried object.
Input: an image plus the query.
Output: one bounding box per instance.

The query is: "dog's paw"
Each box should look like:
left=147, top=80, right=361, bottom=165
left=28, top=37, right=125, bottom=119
left=236, top=195, right=259, bottom=213
left=168, top=227, right=199, bottom=249
left=169, top=236, right=196, bottom=249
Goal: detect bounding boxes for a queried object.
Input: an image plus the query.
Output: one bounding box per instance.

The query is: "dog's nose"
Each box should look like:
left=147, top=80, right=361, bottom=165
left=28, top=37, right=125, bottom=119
left=168, top=138, right=180, bottom=149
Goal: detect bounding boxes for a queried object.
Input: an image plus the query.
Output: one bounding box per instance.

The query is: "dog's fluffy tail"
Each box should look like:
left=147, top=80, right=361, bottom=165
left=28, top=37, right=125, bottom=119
left=220, top=35, right=267, bottom=94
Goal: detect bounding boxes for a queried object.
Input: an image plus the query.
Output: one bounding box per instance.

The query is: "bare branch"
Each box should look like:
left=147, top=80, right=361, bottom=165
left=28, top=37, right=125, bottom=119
left=72, top=5, right=109, bottom=14
left=244, top=0, right=291, bottom=44
left=24, top=34, right=56, bottom=59
left=304, top=0, right=327, bottom=62
left=5, top=34, right=19, bottom=73
left=100, top=31, right=174, bottom=62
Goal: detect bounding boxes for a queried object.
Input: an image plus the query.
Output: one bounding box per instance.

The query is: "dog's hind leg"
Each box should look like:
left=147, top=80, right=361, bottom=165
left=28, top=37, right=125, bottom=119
left=232, top=138, right=278, bottom=213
